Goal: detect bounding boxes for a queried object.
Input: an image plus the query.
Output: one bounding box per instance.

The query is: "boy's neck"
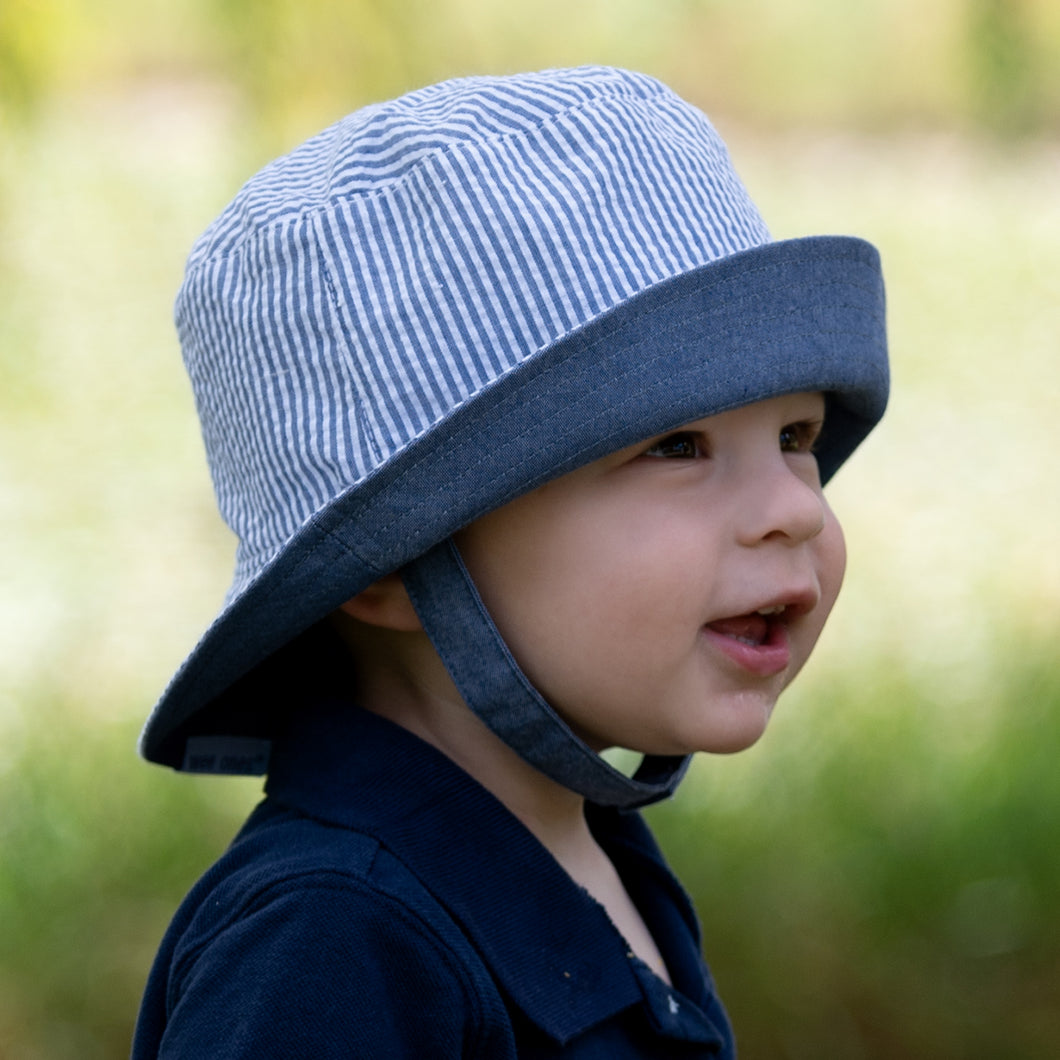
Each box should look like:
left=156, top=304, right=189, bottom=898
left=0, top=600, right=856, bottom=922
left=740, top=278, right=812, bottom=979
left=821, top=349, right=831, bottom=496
left=350, top=629, right=591, bottom=848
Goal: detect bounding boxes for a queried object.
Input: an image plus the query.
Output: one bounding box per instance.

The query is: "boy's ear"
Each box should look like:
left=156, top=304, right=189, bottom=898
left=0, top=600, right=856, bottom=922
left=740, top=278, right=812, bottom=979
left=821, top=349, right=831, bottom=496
left=337, top=572, right=423, bottom=632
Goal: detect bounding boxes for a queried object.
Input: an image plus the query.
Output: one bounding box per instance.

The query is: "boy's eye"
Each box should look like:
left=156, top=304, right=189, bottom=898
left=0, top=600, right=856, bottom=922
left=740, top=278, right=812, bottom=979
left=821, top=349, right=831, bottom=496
left=779, top=421, right=822, bottom=454
left=642, top=432, right=702, bottom=459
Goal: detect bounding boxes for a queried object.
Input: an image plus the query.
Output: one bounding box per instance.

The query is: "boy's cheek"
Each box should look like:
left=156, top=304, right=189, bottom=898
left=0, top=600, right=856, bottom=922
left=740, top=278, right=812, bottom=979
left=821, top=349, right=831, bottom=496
left=820, top=510, right=847, bottom=610
left=802, top=511, right=847, bottom=657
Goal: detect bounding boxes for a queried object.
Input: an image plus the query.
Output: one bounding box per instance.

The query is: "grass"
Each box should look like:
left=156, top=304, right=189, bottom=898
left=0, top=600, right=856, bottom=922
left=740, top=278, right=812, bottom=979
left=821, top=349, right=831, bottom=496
left=2, top=66, right=1058, bottom=1059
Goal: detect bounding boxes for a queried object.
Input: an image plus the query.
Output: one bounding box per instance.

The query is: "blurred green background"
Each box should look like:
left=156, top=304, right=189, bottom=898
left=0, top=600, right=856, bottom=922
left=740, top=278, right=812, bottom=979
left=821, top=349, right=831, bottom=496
left=2, top=1, right=1058, bottom=1056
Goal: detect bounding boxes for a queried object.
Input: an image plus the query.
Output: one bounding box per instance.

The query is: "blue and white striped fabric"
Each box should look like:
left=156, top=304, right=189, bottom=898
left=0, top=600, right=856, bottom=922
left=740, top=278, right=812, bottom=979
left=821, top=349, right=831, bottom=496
left=177, top=67, right=770, bottom=601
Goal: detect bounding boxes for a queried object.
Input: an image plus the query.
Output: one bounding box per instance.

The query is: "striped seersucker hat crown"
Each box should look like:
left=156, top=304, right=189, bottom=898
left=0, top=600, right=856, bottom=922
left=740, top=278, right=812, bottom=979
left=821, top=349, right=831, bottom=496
left=141, top=67, right=888, bottom=800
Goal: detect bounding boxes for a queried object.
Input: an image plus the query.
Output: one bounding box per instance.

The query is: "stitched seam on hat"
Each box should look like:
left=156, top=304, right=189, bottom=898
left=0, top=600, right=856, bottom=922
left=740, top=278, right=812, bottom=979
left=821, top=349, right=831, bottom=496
left=311, top=219, right=385, bottom=468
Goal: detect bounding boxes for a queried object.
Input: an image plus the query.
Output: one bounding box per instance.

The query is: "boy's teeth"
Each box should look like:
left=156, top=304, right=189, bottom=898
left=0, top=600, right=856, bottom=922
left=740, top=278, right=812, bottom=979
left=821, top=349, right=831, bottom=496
left=706, top=614, right=768, bottom=645
left=756, top=605, right=786, bottom=616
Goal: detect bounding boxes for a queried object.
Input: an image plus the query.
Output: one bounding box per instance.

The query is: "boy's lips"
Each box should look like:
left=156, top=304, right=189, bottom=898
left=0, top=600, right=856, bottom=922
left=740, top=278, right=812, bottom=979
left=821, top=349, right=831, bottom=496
left=702, top=592, right=816, bottom=677
left=703, top=616, right=791, bottom=676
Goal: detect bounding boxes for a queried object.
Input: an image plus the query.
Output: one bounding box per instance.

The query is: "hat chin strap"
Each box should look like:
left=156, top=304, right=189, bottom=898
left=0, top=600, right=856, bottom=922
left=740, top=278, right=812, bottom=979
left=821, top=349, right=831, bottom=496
left=400, top=538, right=690, bottom=810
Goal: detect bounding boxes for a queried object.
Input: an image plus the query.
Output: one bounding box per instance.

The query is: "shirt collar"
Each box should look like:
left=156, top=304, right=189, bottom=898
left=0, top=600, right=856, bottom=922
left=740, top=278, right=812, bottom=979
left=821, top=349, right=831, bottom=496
left=265, top=695, right=725, bottom=1047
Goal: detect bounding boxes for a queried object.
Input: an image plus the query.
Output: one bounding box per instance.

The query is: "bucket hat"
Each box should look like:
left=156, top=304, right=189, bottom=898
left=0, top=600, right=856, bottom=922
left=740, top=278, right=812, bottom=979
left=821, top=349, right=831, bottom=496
left=141, top=67, right=888, bottom=807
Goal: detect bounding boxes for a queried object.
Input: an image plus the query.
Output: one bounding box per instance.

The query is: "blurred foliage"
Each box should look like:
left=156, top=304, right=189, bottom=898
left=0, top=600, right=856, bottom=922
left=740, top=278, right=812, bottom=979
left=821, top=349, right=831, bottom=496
left=2, top=1, right=1059, bottom=1057
left=2, top=0, right=1060, bottom=141
left=0, top=695, right=258, bottom=1060
left=0, top=0, right=74, bottom=118
left=968, top=0, right=1046, bottom=132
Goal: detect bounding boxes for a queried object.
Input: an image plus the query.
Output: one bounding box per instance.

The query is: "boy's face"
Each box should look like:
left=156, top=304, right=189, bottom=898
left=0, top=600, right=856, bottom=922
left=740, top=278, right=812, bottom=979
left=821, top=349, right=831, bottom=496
left=455, top=391, right=845, bottom=757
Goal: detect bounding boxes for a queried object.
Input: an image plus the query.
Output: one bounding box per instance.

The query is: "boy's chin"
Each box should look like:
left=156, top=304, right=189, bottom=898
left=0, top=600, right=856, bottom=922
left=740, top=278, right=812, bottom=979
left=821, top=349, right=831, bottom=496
left=569, top=691, right=780, bottom=759
left=617, top=725, right=771, bottom=761
left=701, top=727, right=771, bottom=756
left=675, top=697, right=779, bottom=756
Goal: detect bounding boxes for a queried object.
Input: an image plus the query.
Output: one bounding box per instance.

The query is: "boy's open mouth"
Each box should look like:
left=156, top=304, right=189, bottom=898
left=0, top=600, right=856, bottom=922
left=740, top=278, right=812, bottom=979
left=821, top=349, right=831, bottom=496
left=705, top=605, right=787, bottom=648
left=702, top=607, right=793, bottom=677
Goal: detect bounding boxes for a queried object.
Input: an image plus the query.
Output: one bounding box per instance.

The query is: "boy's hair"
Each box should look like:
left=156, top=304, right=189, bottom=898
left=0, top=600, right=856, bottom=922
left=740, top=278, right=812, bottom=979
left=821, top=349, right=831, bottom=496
left=141, top=67, right=888, bottom=804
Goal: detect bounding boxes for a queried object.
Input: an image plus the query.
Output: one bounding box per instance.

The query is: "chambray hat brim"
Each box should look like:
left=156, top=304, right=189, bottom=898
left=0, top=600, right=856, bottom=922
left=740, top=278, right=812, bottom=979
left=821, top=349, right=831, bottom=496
left=143, top=235, right=886, bottom=772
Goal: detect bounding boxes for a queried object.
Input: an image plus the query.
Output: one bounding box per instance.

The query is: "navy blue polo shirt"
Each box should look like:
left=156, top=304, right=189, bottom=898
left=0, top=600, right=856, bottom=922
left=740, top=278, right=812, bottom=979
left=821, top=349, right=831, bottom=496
left=133, top=697, right=734, bottom=1057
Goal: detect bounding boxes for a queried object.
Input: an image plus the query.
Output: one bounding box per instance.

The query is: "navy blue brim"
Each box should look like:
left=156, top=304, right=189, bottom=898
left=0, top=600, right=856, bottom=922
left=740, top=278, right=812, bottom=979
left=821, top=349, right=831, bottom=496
left=141, top=235, right=887, bottom=770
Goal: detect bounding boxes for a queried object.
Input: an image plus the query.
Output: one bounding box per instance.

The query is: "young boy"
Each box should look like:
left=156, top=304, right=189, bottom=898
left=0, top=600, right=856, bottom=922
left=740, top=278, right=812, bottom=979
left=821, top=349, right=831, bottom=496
left=133, top=66, right=887, bottom=1057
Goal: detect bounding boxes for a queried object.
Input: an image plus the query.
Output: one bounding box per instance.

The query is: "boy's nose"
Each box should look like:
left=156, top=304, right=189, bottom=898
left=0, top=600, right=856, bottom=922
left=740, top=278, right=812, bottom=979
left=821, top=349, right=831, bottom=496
left=735, top=461, right=828, bottom=547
